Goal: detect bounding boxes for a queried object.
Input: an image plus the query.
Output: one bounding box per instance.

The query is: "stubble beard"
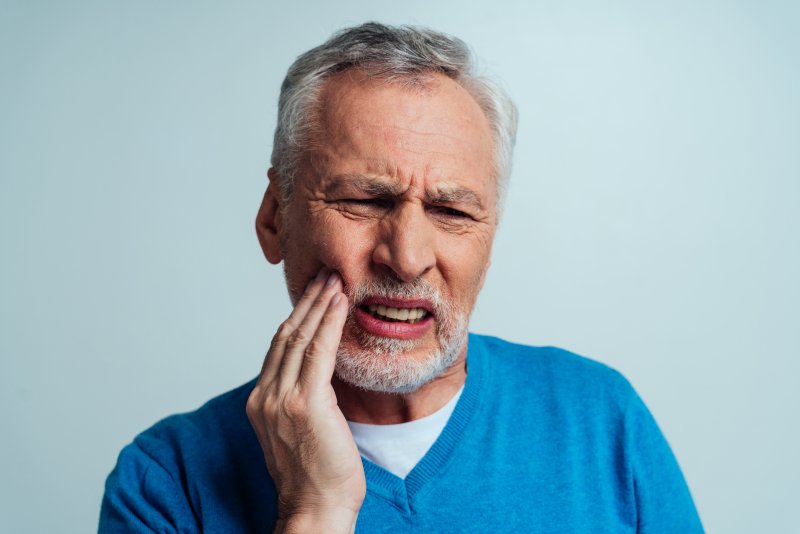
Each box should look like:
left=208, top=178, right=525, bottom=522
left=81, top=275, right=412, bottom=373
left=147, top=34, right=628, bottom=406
left=281, top=243, right=469, bottom=394
left=334, top=275, right=468, bottom=394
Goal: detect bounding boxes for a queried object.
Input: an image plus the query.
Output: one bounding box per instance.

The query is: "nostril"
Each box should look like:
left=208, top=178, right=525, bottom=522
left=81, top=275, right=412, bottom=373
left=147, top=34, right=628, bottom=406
left=371, top=218, right=436, bottom=282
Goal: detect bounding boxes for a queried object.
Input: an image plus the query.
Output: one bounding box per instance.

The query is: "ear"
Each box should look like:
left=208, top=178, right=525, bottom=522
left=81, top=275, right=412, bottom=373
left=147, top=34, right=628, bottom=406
left=255, top=168, right=284, bottom=264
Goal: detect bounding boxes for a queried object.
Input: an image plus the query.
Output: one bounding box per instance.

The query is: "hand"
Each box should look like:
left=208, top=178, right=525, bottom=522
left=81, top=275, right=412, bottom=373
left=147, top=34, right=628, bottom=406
left=246, top=268, right=366, bottom=534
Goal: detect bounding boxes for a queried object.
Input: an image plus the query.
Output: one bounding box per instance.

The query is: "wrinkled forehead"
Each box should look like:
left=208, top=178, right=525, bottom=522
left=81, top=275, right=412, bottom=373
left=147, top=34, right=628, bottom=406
left=303, top=70, right=496, bottom=202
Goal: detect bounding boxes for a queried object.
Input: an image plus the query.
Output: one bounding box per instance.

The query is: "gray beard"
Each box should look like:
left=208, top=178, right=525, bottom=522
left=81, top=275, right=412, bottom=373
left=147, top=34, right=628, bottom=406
left=334, top=276, right=469, bottom=394
left=335, top=316, right=467, bottom=394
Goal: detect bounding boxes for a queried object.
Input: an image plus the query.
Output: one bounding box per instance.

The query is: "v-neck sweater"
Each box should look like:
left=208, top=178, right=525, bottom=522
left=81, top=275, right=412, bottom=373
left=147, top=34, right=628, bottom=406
left=347, top=385, right=464, bottom=479
left=100, top=334, right=703, bottom=533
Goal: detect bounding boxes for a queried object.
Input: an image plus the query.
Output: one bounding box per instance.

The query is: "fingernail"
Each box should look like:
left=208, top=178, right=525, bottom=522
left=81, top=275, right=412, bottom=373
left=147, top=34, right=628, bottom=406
left=325, top=271, right=339, bottom=287
left=315, top=268, right=328, bottom=282
left=331, top=293, right=342, bottom=305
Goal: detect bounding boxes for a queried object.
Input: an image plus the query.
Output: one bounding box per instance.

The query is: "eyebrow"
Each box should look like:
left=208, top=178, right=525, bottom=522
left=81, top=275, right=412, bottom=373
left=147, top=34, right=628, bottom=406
left=326, top=173, right=485, bottom=211
left=428, top=187, right=484, bottom=212
left=325, top=174, right=404, bottom=197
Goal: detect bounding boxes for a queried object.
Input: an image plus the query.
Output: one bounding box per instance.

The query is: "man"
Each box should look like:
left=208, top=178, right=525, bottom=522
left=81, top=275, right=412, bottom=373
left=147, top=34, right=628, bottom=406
left=100, top=22, right=703, bottom=533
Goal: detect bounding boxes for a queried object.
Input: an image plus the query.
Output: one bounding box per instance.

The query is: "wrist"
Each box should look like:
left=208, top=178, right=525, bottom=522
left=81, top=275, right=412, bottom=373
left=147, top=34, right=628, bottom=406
left=277, top=507, right=359, bottom=534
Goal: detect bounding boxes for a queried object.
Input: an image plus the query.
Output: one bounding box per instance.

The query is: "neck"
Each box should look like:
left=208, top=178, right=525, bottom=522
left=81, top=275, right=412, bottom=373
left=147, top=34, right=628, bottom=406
left=334, top=352, right=467, bottom=425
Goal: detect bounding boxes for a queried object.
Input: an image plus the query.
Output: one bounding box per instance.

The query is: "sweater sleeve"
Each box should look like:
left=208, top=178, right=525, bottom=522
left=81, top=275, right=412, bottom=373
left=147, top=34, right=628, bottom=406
left=624, top=386, right=704, bottom=533
left=98, top=441, right=199, bottom=534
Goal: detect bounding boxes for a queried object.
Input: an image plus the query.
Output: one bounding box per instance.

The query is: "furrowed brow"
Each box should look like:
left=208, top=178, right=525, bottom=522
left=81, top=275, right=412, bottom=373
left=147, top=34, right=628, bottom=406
left=325, top=174, right=403, bottom=197
left=427, top=187, right=484, bottom=212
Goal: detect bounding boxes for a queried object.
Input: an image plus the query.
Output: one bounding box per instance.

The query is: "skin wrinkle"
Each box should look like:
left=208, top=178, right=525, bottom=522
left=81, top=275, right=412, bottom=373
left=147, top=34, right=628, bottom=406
left=311, top=149, right=479, bottom=185
left=264, top=68, right=496, bottom=421
left=308, top=151, right=491, bottom=220
left=321, top=174, right=486, bottom=215
left=322, top=198, right=490, bottom=238
left=272, top=39, right=518, bottom=213
left=317, top=74, right=493, bottom=178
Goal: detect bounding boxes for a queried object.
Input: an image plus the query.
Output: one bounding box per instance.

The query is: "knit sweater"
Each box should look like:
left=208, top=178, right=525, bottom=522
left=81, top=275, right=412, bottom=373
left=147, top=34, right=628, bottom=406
left=99, top=334, right=703, bottom=533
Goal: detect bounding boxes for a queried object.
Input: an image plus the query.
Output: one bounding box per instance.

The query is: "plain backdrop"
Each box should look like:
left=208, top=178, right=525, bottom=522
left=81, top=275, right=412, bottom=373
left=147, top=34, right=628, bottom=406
left=1, top=1, right=798, bottom=532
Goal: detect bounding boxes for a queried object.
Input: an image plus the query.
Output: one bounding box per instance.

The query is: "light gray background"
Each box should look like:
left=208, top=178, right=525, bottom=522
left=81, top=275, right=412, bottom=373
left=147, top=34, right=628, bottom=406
left=1, top=1, right=798, bottom=532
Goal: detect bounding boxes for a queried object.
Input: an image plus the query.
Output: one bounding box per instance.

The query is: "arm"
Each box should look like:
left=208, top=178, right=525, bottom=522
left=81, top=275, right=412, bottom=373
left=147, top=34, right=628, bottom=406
left=625, top=386, right=704, bottom=533
left=246, top=269, right=365, bottom=534
left=99, top=441, right=198, bottom=533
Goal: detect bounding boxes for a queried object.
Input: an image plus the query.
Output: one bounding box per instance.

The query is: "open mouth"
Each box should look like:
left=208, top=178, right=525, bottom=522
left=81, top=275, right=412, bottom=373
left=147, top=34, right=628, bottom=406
left=360, top=304, right=430, bottom=324
left=354, top=297, right=434, bottom=339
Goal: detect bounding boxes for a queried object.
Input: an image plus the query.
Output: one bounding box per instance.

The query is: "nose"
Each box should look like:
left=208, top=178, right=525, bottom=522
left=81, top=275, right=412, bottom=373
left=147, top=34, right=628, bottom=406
left=372, top=202, right=436, bottom=282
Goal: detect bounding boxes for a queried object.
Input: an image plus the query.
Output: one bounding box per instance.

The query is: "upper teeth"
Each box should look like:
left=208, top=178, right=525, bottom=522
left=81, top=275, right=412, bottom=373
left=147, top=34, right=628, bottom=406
left=368, top=304, right=427, bottom=321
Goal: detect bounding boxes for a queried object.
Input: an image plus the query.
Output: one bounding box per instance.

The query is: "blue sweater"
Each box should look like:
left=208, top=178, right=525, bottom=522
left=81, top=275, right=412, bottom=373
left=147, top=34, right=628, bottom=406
left=100, top=334, right=703, bottom=532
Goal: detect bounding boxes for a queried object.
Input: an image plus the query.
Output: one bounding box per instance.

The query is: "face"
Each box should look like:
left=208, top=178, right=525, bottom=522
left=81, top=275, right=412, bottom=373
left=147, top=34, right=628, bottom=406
left=259, top=70, right=498, bottom=393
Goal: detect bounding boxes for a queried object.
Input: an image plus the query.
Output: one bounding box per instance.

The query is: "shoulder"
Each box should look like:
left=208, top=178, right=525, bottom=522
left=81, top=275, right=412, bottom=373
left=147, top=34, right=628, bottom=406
left=469, top=333, right=635, bottom=403
left=134, top=378, right=257, bottom=458
left=100, top=378, right=270, bottom=530
left=465, top=335, right=703, bottom=531
left=466, top=333, right=642, bottom=428
left=110, top=378, right=260, bottom=484
left=111, top=379, right=257, bottom=482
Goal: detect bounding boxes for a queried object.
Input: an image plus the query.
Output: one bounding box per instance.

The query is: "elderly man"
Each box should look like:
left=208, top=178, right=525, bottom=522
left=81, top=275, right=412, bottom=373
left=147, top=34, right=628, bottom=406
left=100, top=23, right=703, bottom=533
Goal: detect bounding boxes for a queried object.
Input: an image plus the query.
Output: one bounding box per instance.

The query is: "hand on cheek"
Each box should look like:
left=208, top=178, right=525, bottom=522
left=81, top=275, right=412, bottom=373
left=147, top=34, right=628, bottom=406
left=246, top=268, right=366, bottom=533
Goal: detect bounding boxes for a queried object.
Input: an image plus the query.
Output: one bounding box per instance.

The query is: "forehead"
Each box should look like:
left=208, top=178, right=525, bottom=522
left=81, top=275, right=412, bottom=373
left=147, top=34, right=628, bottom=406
left=307, top=70, right=496, bottom=203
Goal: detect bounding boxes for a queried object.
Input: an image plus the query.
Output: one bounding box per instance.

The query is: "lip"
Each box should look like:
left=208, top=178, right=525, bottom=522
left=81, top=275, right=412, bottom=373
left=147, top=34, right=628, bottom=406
left=354, top=297, right=435, bottom=340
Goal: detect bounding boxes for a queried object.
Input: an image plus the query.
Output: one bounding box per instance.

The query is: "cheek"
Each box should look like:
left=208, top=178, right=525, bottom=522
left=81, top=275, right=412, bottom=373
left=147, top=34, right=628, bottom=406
left=438, top=233, right=493, bottom=298
left=305, top=213, right=375, bottom=283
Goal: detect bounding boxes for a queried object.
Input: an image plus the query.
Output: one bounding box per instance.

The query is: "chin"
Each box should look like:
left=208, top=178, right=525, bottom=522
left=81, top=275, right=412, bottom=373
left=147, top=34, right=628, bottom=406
left=334, top=320, right=468, bottom=394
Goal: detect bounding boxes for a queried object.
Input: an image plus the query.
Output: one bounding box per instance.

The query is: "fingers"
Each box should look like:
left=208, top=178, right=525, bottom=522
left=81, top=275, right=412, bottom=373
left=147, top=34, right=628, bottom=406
left=257, top=268, right=331, bottom=386
left=246, top=267, right=366, bottom=522
left=299, top=291, right=348, bottom=388
left=277, top=271, right=343, bottom=387
left=289, top=269, right=332, bottom=329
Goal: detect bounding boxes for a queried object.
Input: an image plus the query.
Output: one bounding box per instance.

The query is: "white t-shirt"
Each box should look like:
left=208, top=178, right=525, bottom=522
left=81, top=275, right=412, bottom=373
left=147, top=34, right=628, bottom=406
left=346, top=386, right=464, bottom=479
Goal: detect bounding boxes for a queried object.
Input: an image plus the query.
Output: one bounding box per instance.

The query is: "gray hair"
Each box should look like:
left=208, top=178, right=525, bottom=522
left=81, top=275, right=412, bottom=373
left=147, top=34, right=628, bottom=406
left=270, top=22, right=518, bottom=210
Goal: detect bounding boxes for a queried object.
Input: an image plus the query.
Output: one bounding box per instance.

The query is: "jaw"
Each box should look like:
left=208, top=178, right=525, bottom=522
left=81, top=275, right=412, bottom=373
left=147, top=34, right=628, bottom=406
left=333, top=317, right=468, bottom=397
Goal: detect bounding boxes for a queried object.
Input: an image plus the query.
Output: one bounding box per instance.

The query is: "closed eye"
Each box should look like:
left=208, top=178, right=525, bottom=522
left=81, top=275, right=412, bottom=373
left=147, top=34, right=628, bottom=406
left=433, top=206, right=472, bottom=219
left=332, top=197, right=394, bottom=218
left=340, top=198, right=393, bottom=209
